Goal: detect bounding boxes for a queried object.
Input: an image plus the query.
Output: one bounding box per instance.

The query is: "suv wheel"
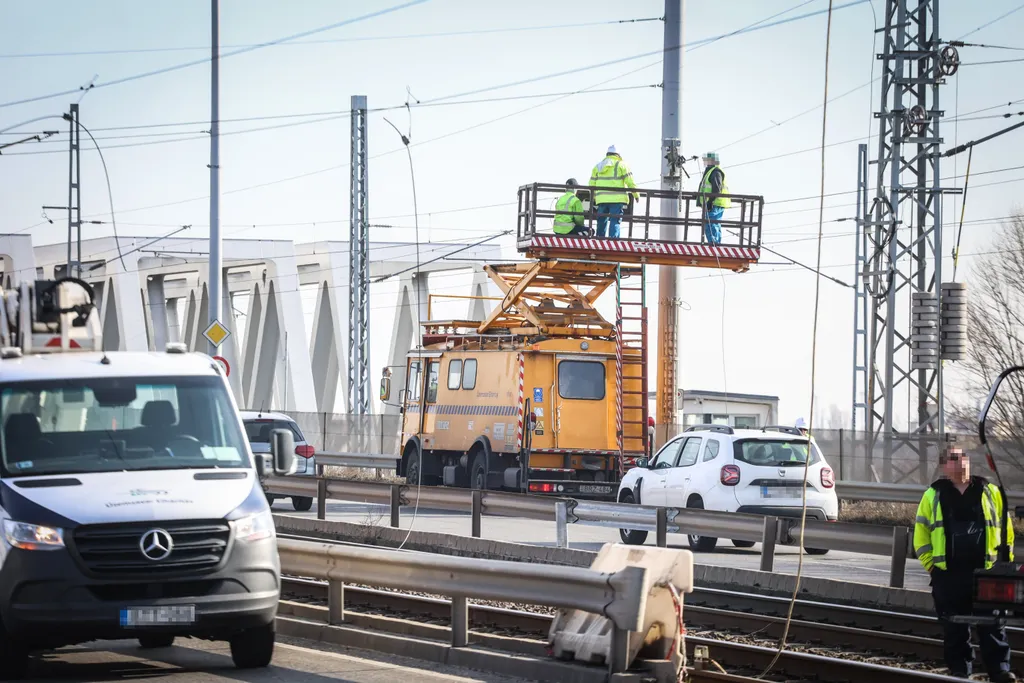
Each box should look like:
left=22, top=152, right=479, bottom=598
left=732, top=539, right=756, bottom=548
left=686, top=498, right=718, bottom=552
left=0, top=629, right=28, bottom=681
left=806, top=547, right=829, bottom=555
left=618, top=491, right=649, bottom=545
left=291, top=496, right=313, bottom=512
left=230, top=622, right=274, bottom=669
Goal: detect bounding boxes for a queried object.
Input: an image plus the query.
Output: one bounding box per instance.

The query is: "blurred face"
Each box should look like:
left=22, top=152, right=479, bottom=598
left=704, top=156, right=715, bottom=166
left=943, top=449, right=970, bottom=482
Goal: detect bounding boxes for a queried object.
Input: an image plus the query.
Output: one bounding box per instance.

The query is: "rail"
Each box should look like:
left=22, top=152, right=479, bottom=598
left=264, top=474, right=914, bottom=587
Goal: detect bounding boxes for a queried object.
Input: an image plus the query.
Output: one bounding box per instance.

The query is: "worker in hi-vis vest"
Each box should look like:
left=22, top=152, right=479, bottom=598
left=698, top=152, right=730, bottom=245
left=589, top=145, right=639, bottom=239
left=552, top=178, right=589, bottom=236
left=914, top=446, right=1015, bottom=681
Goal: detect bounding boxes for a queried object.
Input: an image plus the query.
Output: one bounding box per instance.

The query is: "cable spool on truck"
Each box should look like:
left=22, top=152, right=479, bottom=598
left=383, top=182, right=763, bottom=499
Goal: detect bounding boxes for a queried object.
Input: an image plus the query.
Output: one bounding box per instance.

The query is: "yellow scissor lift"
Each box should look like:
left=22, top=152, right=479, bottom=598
left=405, top=183, right=762, bottom=500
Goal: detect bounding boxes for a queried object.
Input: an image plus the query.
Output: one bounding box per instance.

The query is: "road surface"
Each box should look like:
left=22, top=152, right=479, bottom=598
left=276, top=499, right=930, bottom=591
left=17, top=635, right=530, bottom=682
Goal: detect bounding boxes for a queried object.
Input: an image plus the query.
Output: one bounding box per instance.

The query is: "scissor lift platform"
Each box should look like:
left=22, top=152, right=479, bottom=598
left=516, top=182, right=764, bottom=272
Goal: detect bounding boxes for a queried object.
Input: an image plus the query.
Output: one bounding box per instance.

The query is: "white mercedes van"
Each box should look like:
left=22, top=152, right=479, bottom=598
left=0, top=279, right=294, bottom=678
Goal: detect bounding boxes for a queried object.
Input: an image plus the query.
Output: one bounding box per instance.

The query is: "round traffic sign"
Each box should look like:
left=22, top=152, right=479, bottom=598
left=212, top=355, right=230, bottom=376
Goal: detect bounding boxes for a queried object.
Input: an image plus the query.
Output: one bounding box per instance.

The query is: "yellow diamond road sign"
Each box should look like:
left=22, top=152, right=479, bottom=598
left=203, top=320, right=231, bottom=348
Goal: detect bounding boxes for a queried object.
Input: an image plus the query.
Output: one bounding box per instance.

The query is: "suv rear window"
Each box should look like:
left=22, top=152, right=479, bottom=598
left=244, top=419, right=303, bottom=443
left=733, top=439, right=821, bottom=467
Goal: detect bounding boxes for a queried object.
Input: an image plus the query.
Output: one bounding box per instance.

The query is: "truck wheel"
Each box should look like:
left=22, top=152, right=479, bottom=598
left=617, top=491, right=648, bottom=545
left=230, top=622, right=275, bottom=669
left=470, top=453, right=487, bottom=490
left=0, top=631, right=28, bottom=680
left=405, top=450, right=423, bottom=486
left=291, top=496, right=313, bottom=512
left=138, top=635, right=175, bottom=649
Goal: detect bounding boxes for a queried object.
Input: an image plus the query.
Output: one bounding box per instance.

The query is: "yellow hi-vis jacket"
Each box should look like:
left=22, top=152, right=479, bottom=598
left=589, top=154, right=640, bottom=205
left=914, top=480, right=1013, bottom=572
left=553, top=191, right=584, bottom=234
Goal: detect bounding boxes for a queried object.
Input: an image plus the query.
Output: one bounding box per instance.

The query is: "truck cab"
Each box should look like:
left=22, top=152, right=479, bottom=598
left=0, top=279, right=294, bottom=678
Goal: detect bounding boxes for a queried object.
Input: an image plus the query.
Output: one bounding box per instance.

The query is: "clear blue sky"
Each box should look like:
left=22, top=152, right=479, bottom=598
left=2, top=0, right=1023, bottom=425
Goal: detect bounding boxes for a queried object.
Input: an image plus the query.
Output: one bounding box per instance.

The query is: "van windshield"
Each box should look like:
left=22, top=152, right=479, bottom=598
left=0, top=376, right=250, bottom=478
left=733, top=439, right=821, bottom=467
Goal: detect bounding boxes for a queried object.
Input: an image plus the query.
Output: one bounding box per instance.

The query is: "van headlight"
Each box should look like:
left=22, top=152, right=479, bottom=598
left=3, top=520, right=64, bottom=550
left=233, top=510, right=274, bottom=542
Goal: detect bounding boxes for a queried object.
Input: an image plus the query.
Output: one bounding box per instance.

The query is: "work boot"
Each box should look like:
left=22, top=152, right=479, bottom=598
left=989, top=672, right=1017, bottom=683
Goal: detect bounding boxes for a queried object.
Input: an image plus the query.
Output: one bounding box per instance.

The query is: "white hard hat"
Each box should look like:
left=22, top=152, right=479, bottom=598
left=795, top=417, right=807, bottom=429
left=607, top=144, right=617, bottom=155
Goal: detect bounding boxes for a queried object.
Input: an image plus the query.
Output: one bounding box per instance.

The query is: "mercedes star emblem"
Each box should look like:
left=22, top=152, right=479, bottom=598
left=139, top=528, right=173, bottom=561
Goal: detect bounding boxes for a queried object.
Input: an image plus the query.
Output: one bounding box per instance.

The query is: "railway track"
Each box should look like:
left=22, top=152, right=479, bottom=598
left=280, top=577, right=975, bottom=682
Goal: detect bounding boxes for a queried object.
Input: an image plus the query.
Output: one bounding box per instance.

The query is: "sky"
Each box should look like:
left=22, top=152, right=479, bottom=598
left=2, top=0, right=1023, bottom=427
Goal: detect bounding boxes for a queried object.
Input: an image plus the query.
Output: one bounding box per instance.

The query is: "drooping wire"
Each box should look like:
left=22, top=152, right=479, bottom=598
left=759, top=0, right=834, bottom=677
left=75, top=118, right=126, bottom=271
left=383, top=96, right=425, bottom=551
left=952, top=146, right=973, bottom=281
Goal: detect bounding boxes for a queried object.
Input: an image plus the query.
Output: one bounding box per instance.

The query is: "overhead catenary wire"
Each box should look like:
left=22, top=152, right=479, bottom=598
left=759, top=0, right=834, bottom=677
left=75, top=118, right=126, bottom=270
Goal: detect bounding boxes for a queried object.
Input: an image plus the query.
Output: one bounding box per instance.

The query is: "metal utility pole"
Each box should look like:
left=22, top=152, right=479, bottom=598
left=864, top=0, right=960, bottom=477
left=656, top=0, right=684, bottom=439
left=208, top=0, right=223, bottom=355
left=67, top=103, right=82, bottom=278
left=851, top=144, right=869, bottom=432
left=349, top=95, right=371, bottom=414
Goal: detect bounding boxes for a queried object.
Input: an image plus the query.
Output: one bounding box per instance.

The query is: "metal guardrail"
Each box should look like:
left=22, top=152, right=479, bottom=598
left=264, top=475, right=914, bottom=588
left=276, top=536, right=656, bottom=675
left=316, top=452, right=397, bottom=470
left=838, top=480, right=1024, bottom=507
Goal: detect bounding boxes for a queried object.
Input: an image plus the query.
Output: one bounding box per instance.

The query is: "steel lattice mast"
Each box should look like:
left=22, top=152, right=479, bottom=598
left=865, top=0, right=960, bottom=476
left=349, top=95, right=371, bottom=414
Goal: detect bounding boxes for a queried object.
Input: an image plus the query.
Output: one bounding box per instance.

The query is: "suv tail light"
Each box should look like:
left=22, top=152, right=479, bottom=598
left=295, top=444, right=316, bottom=459
left=720, top=465, right=740, bottom=486
left=820, top=467, right=835, bottom=488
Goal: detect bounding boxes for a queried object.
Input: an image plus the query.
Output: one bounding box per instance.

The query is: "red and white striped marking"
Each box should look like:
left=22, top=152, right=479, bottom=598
left=615, top=303, right=623, bottom=455
left=526, top=235, right=760, bottom=261
left=515, top=352, right=525, bottom=451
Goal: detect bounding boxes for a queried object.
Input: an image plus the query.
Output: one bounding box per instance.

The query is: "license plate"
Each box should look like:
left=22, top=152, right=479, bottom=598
left=121, top=605, right=195, bottom=628
left=578, top=484, right=612, bottom=494
left=760, top=486, right=800, bottom=499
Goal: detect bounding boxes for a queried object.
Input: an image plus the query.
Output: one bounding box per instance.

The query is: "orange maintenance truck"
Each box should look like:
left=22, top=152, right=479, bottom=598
left=383, top=182, right=764, bottom=500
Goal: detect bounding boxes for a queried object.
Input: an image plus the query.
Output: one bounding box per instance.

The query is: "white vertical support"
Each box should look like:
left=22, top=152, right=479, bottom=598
left=144, top=275, right=169, bottom=350
left=241, top=281, right=266, bottom=409
left=265, top=255, right=316, bottom=412
left=308, top=253, right=350, bottom=414
left=218, top=268, right=243, bottom=399
left=467, top=267, right=489, bottom=321
left=105, top=256, right=149, bottom=352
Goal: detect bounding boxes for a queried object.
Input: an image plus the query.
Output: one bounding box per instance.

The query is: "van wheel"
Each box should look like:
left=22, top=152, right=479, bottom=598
left=732, top=539, right=756, bottom=548
left=0, top=631, right=28, bottom=680
left=618, top=491, right=648, bottom=545
left=230, top=622, right=274, bottom=669
left=686, top=498, right=718, bottom=552
left=138, top=635, right=175, bottom=649
left=291, top=496, right=313, bottom=512
left=470, top=453, right=487, bottom=490
left=806, top=547, right=829, bottom=555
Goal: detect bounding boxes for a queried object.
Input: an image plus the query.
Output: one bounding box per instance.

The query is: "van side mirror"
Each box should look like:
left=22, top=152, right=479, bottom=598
left=380, top=377, right=391, bottom=401
left=271, top=429, right=296, bottom=475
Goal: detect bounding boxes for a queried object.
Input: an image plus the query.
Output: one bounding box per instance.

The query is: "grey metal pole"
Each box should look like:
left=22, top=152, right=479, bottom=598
left=656, top=0, right=684, bottom=428
left=208, top=0, right=222, bottom=355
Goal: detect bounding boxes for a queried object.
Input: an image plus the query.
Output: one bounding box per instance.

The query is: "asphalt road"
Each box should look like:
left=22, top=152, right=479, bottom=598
left=15, top=635, right=530, bottom=682
left=275, top=498, right=931, bottom=591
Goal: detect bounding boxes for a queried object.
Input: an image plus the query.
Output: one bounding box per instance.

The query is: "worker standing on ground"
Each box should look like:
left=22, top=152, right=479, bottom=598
left=552, top=178, right=589, bottom=236
left=698, top=152, right=730, bottom=245
left=589, top=145, right=639, bottom=239
left=914, top=446, right=1015, bottom=681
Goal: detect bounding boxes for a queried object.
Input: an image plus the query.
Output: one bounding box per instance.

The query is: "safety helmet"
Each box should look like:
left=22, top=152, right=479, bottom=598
left=566, top=178, right=578, bottom=187
left=607, top=144, right=618, bottom=155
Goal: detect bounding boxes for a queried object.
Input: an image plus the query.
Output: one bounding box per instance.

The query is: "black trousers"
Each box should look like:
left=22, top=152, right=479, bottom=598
left=931, top=567, right=1011, bottom=676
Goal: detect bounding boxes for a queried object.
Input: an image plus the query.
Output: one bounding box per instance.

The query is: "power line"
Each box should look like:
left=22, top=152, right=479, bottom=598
left=957, top=1, right=1024, bottom=40
left=0, top=17, right=662, bottom=59
left=0, top=0, right=431, bottom=109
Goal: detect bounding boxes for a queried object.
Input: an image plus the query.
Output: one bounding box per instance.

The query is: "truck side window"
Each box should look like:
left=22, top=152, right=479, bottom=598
left=407, top=361, right=422, bottom=400
left=447, top=359, right=462, bottom=390
left=462, top=359, right=477, bottom=390
left=425, top=361, right=440, bottom=403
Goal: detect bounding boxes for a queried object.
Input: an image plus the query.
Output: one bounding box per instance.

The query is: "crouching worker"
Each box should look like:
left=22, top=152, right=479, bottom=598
left=553, top=178, right=590, bottom=236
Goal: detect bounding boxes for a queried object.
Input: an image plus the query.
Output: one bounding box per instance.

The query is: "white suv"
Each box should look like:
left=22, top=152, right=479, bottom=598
left=617, top=425, right=838, bottom=553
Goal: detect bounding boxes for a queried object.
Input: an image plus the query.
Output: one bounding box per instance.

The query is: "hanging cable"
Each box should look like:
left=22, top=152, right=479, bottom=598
left=75, top=117, right=126, bottom=271
left=952, top=146, right=973, bottom=281
left=759, top=0, right=834, bottom=677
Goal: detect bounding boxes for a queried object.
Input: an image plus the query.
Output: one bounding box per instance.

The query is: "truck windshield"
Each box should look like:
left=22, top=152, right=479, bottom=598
left=0, top=376, right=250, bottom=478
left=733, top=439, right=822, bottom=467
